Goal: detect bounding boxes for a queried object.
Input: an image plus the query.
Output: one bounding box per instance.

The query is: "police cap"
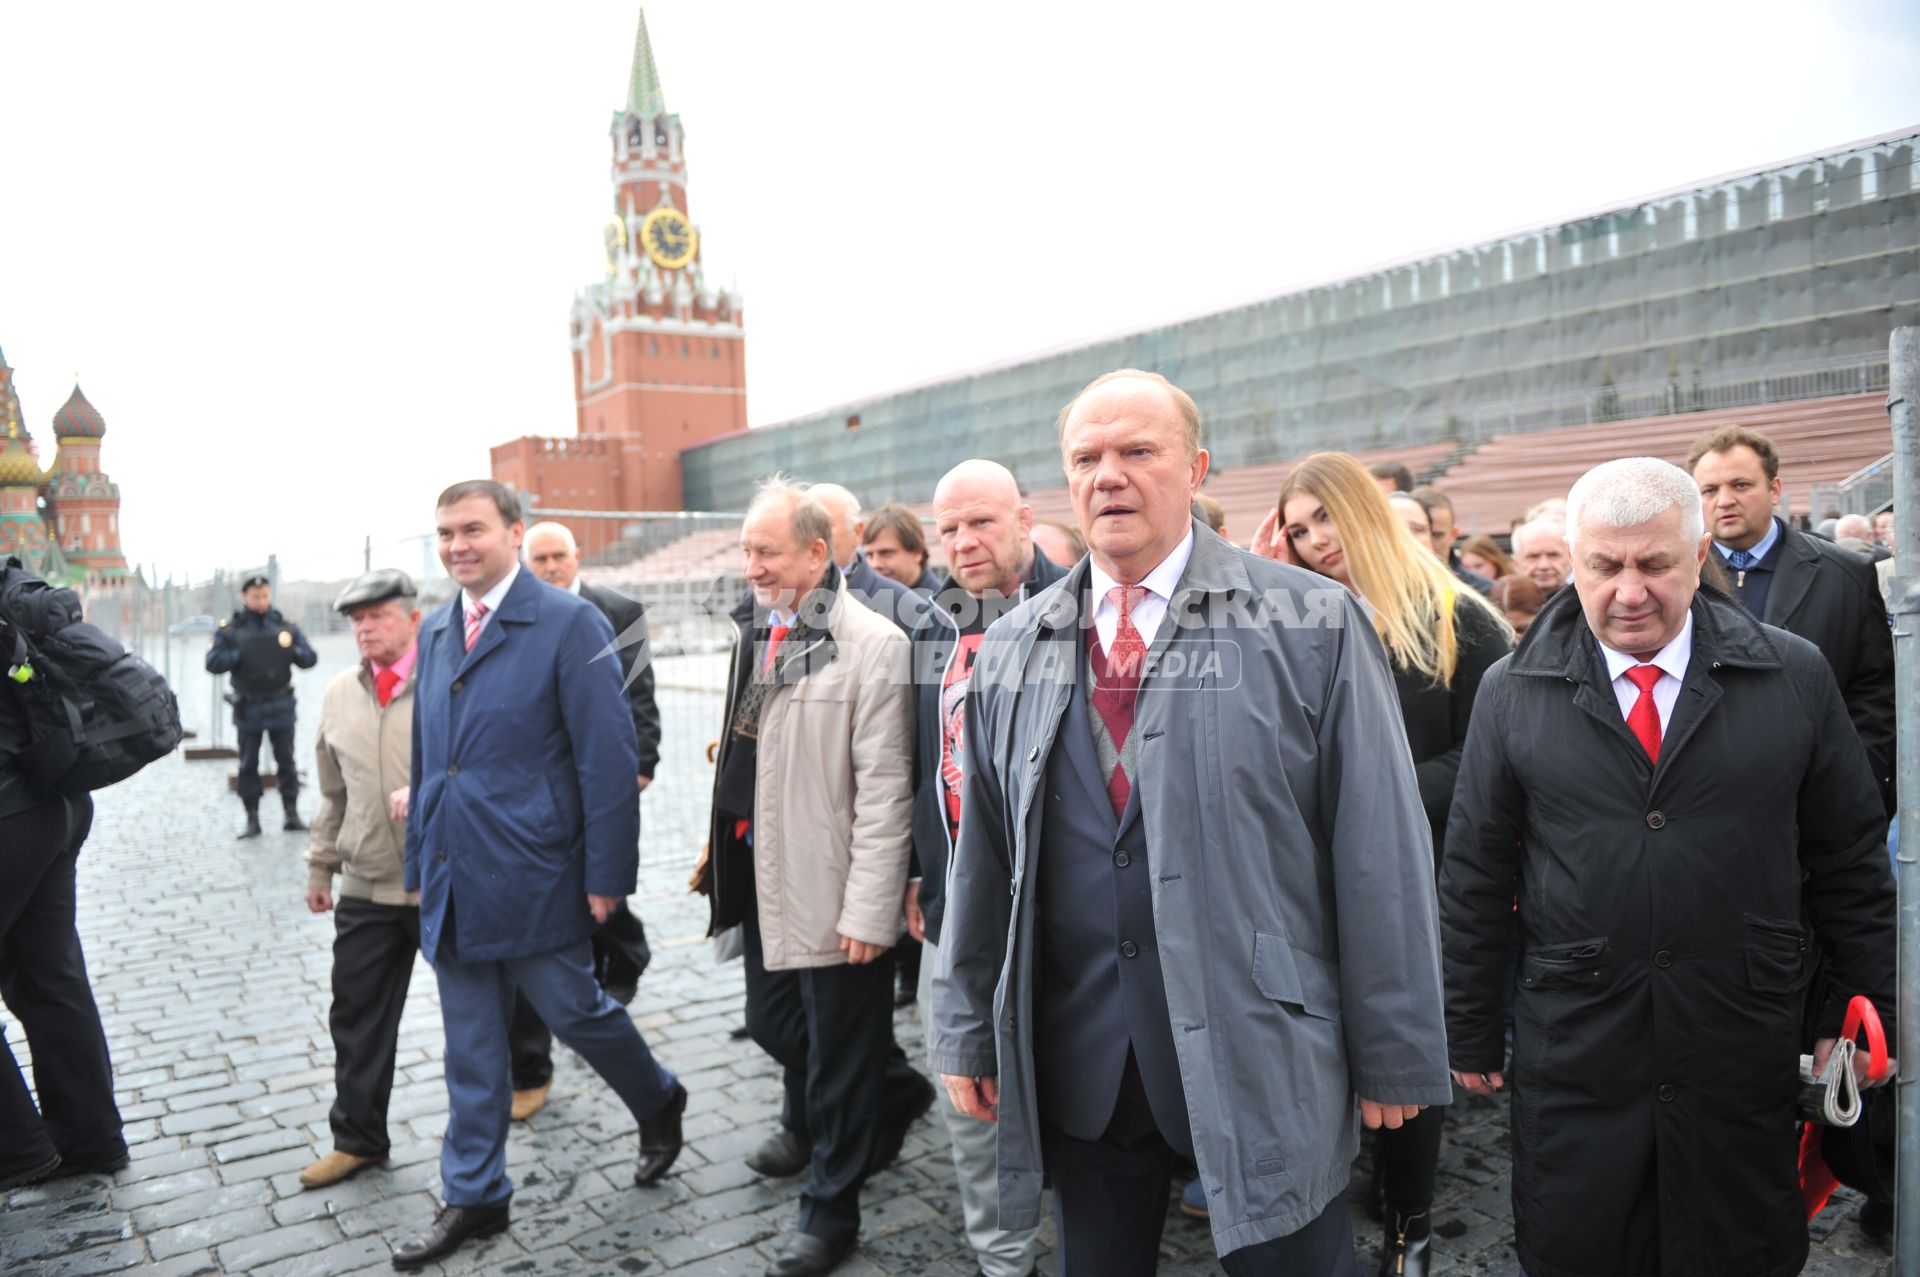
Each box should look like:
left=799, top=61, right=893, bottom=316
left=240, top=573, right=271, bottom=591
left=334, top=568, right=418, bottom=615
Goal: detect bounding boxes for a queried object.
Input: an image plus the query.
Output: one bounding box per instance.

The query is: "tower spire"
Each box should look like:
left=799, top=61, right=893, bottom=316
left=627, top=9, right=666, bottom=118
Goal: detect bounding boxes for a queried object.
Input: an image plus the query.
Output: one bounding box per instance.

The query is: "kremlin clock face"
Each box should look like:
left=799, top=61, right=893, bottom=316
left=641, top=207, right=697, bottom=271
left=603, top=216, right=629, bottom=271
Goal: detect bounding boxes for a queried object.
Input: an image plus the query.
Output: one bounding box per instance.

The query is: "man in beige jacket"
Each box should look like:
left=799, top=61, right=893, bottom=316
left=298, top=569, right=422, bottom=1190
left=698, top=478, right=921, bottom=1277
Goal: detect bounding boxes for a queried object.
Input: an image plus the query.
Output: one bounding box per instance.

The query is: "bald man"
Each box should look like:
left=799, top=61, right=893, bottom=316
left=905, top=460, right=1061, bottom=1277
left=807, top=483, right=922, bottom=634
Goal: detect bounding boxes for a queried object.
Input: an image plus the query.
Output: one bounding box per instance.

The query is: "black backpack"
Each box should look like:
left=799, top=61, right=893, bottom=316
left=0, top=556, right=183, bottom=793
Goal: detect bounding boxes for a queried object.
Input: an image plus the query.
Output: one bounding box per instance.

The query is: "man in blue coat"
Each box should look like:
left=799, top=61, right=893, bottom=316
left=392, top=480, right=687, bottom=1270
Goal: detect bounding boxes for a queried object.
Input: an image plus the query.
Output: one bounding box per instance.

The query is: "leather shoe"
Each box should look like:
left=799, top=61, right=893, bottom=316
left=634, top=1083, right=687, bottom=1186
left=298, top=1149, right=383, bottom=1189
left=0, top=1152, right=61, bottom=1191
left=764, top=1231, right=854, bottom=1277
left=867, top=1074, right=936, bottom=1176
left=390, top=1202, right=510, bottom=1270
left=746, top=1125, right=809, bottom=1178
left=49, top=1149, right=129, bottom=1181
left=510, top=1081, right=551, bottom=1121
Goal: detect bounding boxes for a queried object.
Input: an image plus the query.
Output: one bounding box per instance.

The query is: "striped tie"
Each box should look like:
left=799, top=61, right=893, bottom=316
left=464, top=600, right=488, bottom=652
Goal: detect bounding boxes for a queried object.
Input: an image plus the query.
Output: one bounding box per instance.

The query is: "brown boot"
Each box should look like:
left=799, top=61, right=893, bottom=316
left=298, top=1149, right=383, bottom=1189
left=510, top=1081, right=551, bottom=1122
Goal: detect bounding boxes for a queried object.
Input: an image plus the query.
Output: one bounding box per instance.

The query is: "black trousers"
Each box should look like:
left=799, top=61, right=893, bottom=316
left=0, top=794, right=124, bottom=1176
left=1373, top=1104, right=1443, bottom=1214
left=508, top=903, right=650, bottom=1090
left=1043, top=1090, right=1360, bottom=1277
left=236, top=725, right=299, bottom=803
left=740, top=894, right=924, bottom=1244
left=328, top=898, right=419, bottom=1158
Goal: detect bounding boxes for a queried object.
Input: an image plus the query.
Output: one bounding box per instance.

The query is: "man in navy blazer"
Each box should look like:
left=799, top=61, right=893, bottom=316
left=392, top=480, right=688, bottom=1270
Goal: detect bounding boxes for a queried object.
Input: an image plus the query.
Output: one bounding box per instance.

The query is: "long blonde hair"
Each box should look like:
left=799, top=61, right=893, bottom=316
left=1278, top=453, right=1512, bottom=686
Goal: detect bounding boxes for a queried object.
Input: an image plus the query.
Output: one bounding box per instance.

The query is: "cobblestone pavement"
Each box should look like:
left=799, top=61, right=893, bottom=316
left=2, top=637, right=1897, bottom=1275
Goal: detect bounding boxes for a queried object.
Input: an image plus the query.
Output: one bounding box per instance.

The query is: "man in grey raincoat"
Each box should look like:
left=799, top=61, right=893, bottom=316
left=930, top=370, right=1451, bottom=1275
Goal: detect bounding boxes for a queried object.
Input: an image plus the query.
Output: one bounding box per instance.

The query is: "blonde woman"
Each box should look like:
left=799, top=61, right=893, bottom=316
left=1250, top=452, right=1513, bottom=1277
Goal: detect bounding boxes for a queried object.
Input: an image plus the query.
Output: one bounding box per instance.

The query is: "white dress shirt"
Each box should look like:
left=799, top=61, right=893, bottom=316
left=1087, top=528, right=1195, bottom=655
left=462, top=563, right=520, bottom=643
left=1600, top=612, right=1694, bottom=734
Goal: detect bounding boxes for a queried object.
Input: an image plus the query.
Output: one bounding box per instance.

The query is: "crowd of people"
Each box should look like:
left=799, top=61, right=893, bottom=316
left=0, top=366, right=1905, bottom=1277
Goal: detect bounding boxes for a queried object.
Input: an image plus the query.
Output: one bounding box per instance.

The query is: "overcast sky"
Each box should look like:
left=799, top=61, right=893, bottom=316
left=2, top=0, right=1915, bottom=583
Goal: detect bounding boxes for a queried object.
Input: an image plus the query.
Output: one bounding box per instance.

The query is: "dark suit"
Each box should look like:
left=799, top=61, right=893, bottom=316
left=1731, top=519, right=1896, bottom=816
left=508, top=578, right=662, bottom=1089
left=579, top=581, right=662, bottom=780
left=406, top=568, right=678, bottom=1207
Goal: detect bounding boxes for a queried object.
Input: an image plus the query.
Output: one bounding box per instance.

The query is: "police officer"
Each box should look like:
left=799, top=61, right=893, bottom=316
left=206, top=572, right=318, bottom=837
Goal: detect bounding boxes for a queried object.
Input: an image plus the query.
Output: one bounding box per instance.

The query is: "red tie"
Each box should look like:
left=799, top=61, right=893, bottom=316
left=1625, top=663, right=1663, bottom=764
left=762, top=623, right=790, bottom=674
left=374, top=667, right=401, bottom=708
left=464, top=600, right=488, bottom=652
left=1092, top=585, right=1149, bottom=816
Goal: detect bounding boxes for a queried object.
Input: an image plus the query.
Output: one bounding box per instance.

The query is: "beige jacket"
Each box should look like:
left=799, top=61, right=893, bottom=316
left=306, top=659, right=417, bottom=905
left=752, top=582, right=916, bottom=970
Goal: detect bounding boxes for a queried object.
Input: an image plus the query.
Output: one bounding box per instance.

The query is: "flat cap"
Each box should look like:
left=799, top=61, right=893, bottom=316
left=334, top=568, right=417, bottom=614
left=241, top=573, right=271, bottom=591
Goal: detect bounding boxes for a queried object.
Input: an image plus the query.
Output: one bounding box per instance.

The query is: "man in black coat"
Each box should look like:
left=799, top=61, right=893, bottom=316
left=509, top=522, right=664, bottom=1119
left=1688, top=425, right=1896, bottom=817
left=1439, top=456, right=1896, bottom=1277
left=205, top=573, right=319, bottom=837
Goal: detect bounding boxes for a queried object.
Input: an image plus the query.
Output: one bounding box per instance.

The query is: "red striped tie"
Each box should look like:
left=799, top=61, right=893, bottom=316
left=464, top=600, right=488, bottom=652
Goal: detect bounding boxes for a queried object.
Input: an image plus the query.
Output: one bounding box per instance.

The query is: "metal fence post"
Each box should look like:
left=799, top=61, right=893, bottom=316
left=1890, top=325, right=1920, bottom=1274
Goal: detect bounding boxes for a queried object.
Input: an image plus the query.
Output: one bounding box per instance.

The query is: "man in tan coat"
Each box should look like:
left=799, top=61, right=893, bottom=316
left=298, top=569, right=422, bottom=1190
left=697, top=478, right=922, bottom=1277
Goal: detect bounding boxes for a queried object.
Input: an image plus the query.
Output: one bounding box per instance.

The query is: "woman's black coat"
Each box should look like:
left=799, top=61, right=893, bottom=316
left=1391, top=597, right=1512, bottom=861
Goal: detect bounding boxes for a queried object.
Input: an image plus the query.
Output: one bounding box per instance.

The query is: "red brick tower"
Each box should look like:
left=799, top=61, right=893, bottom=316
left=44, top=384, right=132, bottom=587
left=492, top=8, right=746, bottom=535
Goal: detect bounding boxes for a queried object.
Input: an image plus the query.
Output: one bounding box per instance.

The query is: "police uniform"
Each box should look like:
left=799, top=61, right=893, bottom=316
left=205, top=574, right=318, bottom=836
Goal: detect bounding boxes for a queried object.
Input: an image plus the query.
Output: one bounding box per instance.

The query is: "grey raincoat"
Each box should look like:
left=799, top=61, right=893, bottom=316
left=930, top=522, right=1452, bottom=1257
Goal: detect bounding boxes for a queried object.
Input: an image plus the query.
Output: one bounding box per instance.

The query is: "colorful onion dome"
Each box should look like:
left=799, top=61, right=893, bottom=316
left=53, top=384, right=106, bottom=439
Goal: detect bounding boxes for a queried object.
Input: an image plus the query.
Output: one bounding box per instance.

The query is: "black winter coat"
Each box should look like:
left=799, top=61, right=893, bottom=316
left=1747, top=520, right=1897, bottom=817
left=579, top=582, right=663, bottom=780
left=1391, top=598, right=1510, bottom=860
left=1438, top=584, right=1895, bottom=1277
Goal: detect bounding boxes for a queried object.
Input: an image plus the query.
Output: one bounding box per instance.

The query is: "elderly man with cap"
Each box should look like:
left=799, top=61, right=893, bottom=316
left=206, top=571, right=319, bottom=837
left=298, top=569, right=423, bottom=1190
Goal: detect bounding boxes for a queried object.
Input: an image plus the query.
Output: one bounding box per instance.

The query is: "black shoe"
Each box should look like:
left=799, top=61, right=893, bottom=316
left=282, top=799, right=307, bottom=832
left=50, top=1149, right=129, bottom=1180
left=1858, top=1195, right=1894, bottom=1240
left=746, top=1126, right=809, bottom=1178
left=390, top=1202, right=510, bottom=1270
left=765, top=1231, right=855, bottom=1277
left=867, top=1074, right=936, bottom=1176
left=1377, top=1209, right=1431, bottom=1277
left=635, top=1083, right=687, bottom=1186
left=0, top=1152, right=61, bottom=1191
left=237, top=804, right=263, bottom=839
